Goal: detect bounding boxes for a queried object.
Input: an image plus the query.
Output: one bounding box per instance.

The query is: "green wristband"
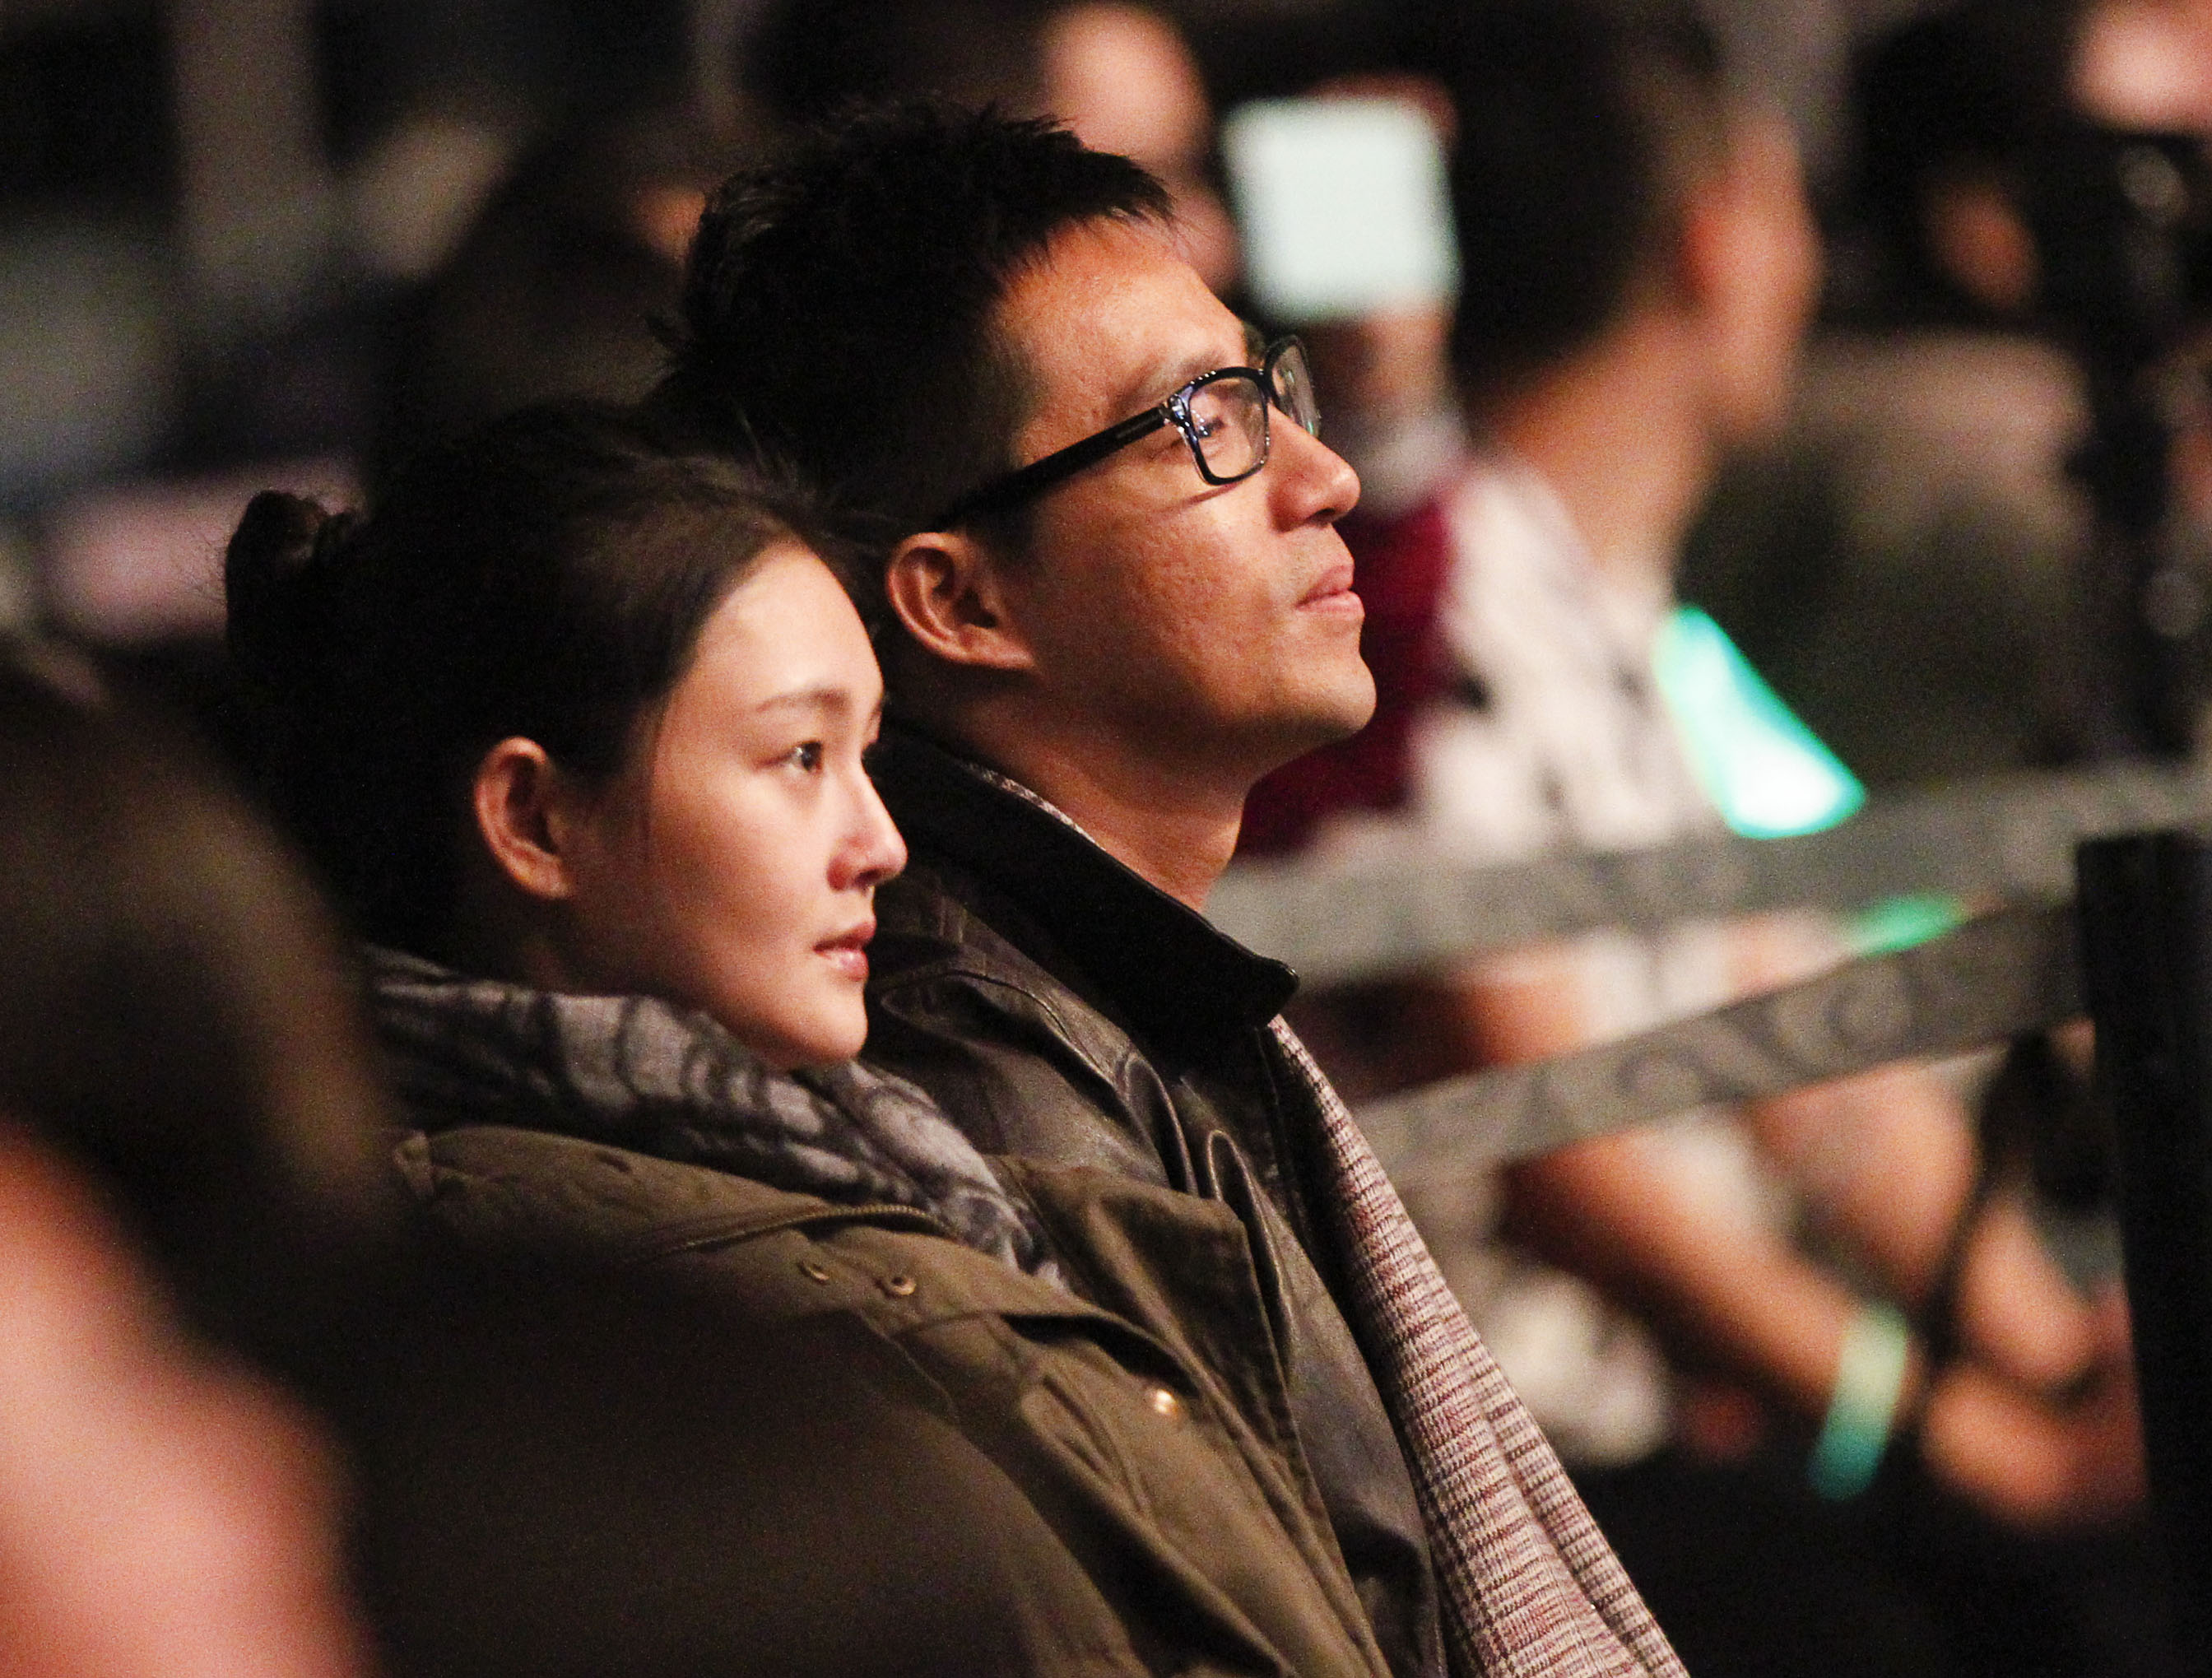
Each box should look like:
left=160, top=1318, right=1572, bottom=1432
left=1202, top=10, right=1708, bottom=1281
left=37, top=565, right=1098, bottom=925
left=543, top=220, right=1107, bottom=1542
left=1809, top=1301, right=1912, bottom=1500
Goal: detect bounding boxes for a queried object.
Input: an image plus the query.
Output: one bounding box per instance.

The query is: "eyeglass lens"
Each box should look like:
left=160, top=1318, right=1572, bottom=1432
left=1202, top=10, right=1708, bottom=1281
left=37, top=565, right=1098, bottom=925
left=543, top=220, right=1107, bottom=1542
left=1269, top=340, right=1320, bottom=438
left=1182, top=342, right=1322, bottom=484
left=1186, top=378, right=1272, bottom=481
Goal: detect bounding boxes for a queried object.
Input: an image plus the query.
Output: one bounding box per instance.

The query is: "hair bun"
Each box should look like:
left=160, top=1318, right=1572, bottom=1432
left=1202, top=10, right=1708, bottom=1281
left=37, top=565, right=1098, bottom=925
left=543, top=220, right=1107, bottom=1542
left=224, top=490, right=356, bottom=704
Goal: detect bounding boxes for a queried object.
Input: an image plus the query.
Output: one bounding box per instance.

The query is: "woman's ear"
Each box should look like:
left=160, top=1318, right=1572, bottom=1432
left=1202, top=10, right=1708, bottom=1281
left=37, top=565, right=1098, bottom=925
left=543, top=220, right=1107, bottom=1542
left=884, top=529, right=1036, bottom=672
left=472, top=738, right=579, bottom=904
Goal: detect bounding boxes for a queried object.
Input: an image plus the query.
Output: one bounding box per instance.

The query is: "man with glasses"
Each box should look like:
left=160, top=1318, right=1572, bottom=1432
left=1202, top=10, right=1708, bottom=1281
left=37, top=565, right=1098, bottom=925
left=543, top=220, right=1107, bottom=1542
left=657, top=102, right=1683, bottom=1678
left=929, top=332, right=1317, bottom=524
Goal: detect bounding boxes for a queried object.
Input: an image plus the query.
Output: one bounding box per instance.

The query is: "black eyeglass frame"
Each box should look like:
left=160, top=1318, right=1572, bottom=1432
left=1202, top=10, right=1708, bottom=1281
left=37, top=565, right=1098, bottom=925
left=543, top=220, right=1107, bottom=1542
left=931, top=336, right=1317, bottom=529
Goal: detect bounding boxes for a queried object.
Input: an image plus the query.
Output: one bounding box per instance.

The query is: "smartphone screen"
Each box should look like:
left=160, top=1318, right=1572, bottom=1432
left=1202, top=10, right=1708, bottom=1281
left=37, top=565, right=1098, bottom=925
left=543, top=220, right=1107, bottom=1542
left=1222, top=95, right=1460, bottom=323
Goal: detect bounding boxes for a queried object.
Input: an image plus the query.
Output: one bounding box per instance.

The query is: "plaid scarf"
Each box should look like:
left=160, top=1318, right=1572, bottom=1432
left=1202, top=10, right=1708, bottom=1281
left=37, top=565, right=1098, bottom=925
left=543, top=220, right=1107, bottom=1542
left=1269, top=1022, right=1687, bottom=1678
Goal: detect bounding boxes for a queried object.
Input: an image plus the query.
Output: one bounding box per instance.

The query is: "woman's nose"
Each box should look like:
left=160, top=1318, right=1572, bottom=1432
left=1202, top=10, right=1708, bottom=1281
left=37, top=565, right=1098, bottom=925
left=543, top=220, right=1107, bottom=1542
left=841, top=772, right=907, bottom=890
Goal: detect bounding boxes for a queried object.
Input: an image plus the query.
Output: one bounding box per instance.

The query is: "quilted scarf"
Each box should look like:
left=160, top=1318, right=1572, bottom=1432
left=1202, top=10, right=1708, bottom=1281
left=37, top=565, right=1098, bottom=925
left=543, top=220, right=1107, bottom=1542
left=365, top=947, right=1060, bottom=1283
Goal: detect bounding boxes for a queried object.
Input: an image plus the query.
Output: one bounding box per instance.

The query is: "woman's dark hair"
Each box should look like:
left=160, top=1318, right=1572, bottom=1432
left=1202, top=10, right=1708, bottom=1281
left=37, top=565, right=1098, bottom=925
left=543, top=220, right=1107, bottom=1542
left=0, top=645, right=391, bottom=1352
left=225, top=400, right=836, bottom=958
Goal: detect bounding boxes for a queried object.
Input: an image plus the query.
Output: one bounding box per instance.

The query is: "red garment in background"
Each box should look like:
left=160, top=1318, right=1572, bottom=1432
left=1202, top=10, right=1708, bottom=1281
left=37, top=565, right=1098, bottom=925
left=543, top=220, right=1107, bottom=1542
left=1239, top=495, right=1458, bottom=856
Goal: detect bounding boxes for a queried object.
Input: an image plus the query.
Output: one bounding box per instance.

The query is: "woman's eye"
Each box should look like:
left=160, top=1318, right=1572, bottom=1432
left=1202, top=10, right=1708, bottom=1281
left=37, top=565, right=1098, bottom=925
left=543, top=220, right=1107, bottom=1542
left=787, top=741, right=825, bottom=772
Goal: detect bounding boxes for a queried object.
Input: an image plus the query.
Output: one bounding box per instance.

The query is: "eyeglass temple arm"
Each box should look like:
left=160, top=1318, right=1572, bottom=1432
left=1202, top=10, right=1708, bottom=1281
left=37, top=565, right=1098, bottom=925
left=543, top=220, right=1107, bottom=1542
left=933, top=407, right=1172, bottom=528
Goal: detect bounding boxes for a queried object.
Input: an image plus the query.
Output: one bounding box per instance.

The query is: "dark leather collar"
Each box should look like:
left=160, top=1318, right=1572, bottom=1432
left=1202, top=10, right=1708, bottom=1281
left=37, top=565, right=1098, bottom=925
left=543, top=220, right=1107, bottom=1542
left=868, top=728, right=1299, bottom=1057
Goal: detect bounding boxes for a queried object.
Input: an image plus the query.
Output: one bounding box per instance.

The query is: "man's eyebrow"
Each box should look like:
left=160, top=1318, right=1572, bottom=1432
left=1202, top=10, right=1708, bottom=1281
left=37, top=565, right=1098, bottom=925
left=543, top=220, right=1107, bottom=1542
left=1107, top=343, right=1228, bottom=416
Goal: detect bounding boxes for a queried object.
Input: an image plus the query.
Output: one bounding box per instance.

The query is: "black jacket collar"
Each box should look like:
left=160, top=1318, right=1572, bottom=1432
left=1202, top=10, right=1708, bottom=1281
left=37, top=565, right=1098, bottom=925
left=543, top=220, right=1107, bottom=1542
left=868, top=729, right=1298, bottom=1057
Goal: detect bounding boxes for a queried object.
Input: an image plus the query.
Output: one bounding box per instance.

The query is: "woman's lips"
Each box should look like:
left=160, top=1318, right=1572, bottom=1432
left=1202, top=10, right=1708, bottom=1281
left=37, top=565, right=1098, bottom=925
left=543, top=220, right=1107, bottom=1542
left=817, top=923, right=874, bottom=983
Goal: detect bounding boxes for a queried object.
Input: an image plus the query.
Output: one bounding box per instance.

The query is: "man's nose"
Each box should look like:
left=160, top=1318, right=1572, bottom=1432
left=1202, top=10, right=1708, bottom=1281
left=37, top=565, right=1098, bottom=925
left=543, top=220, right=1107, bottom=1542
left=1271, top=418, right=1361, bottom=527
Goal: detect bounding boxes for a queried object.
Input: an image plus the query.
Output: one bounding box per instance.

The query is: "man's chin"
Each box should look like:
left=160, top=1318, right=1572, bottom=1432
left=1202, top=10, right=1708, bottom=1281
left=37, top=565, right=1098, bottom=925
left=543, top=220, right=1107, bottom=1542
left=1249, top=669, right=1378, bottom=778
left=1310, top=661, right=1379, bottom=743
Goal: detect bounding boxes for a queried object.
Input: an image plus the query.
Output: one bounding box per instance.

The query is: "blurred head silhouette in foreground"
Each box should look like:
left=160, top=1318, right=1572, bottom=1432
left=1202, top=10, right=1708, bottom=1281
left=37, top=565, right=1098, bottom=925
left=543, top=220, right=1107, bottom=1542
left=0, top=646, right=385, bottom=1678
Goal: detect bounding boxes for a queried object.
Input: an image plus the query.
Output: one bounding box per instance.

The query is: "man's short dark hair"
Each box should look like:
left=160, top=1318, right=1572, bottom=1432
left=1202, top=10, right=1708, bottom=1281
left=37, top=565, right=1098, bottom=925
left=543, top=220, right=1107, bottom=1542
left=1443, top=0, right=1729, bottom=401
left=654, top=102, right=1173, bottom=571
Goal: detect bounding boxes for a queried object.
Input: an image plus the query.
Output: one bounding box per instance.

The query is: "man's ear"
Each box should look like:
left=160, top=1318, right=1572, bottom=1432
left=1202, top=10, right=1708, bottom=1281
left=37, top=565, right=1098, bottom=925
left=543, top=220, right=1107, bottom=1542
left=1675, top=115, right=1820, bottom=437
left=885, top=528, right=1036, bottom=672
left=472, top=737, right=582, bottom=904
left=1676, top=116, right=1815, bottom=318
left=1676, top=153, right=1763, bottom=323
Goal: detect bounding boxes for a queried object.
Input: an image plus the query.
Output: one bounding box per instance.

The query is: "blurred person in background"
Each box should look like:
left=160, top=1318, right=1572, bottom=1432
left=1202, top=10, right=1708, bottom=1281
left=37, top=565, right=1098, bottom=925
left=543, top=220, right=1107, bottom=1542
left=224, top=398, right=1428, bottom=1675
left=743, top=0, right=1235, bottom=293
left=1244, top=3, right=2157, bottom=1672
left=1691, top=0, right=2212, bottom=783
left=374, top=0, right=1240, bottom=479
left=1684, top=0, right=2098, bottom=789
left=2075, top=0, right=2212, bottom=135
left=372, top=103, right=732, bottom=479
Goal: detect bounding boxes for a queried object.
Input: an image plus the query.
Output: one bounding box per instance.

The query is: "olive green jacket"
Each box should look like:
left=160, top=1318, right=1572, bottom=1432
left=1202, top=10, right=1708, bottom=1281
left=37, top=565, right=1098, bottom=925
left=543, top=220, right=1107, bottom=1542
left=398, top=1123, right=1397, bottom=1677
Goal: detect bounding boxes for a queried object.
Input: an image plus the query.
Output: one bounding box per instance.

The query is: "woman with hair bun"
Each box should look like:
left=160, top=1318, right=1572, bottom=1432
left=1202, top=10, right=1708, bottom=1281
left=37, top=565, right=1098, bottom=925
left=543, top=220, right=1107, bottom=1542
left=227, top=402, right=906, bottom=1072
left=225, top=400, right=1406, bottom=1678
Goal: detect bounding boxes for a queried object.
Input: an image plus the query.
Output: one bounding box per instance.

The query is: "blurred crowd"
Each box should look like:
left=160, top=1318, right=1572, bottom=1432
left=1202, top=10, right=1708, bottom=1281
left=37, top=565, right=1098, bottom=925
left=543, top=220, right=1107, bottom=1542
left=7, top=0, right=2212, bottom=768
left=7, top=0, right=2212, bottom=1674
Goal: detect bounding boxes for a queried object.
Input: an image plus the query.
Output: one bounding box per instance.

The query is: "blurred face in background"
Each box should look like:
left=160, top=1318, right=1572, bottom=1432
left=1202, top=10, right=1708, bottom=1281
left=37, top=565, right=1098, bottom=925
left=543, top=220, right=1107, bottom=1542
left=1041, top=3, right=1238, bottom=294
left=1917, top=2, right=2212, bottom=323
left=2075, top=0, right=2212, bottom=134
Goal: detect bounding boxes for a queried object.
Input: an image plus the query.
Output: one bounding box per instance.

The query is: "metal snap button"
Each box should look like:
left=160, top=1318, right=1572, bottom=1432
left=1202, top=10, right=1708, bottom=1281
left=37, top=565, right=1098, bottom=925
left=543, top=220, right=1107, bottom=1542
left=881, top=1273, right=918, bottom=1298
left=1146, top=1385, right=1184, bottom=1421
left=798, top=1257, right=834, bottom=1283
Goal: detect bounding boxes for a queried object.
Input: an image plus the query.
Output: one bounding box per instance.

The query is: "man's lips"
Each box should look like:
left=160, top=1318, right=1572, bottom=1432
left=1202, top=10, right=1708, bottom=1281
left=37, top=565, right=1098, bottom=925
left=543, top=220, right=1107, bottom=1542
left=817, top=922, right=875, bottom=982
left=1299, top=560, right=1362, bottom=612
